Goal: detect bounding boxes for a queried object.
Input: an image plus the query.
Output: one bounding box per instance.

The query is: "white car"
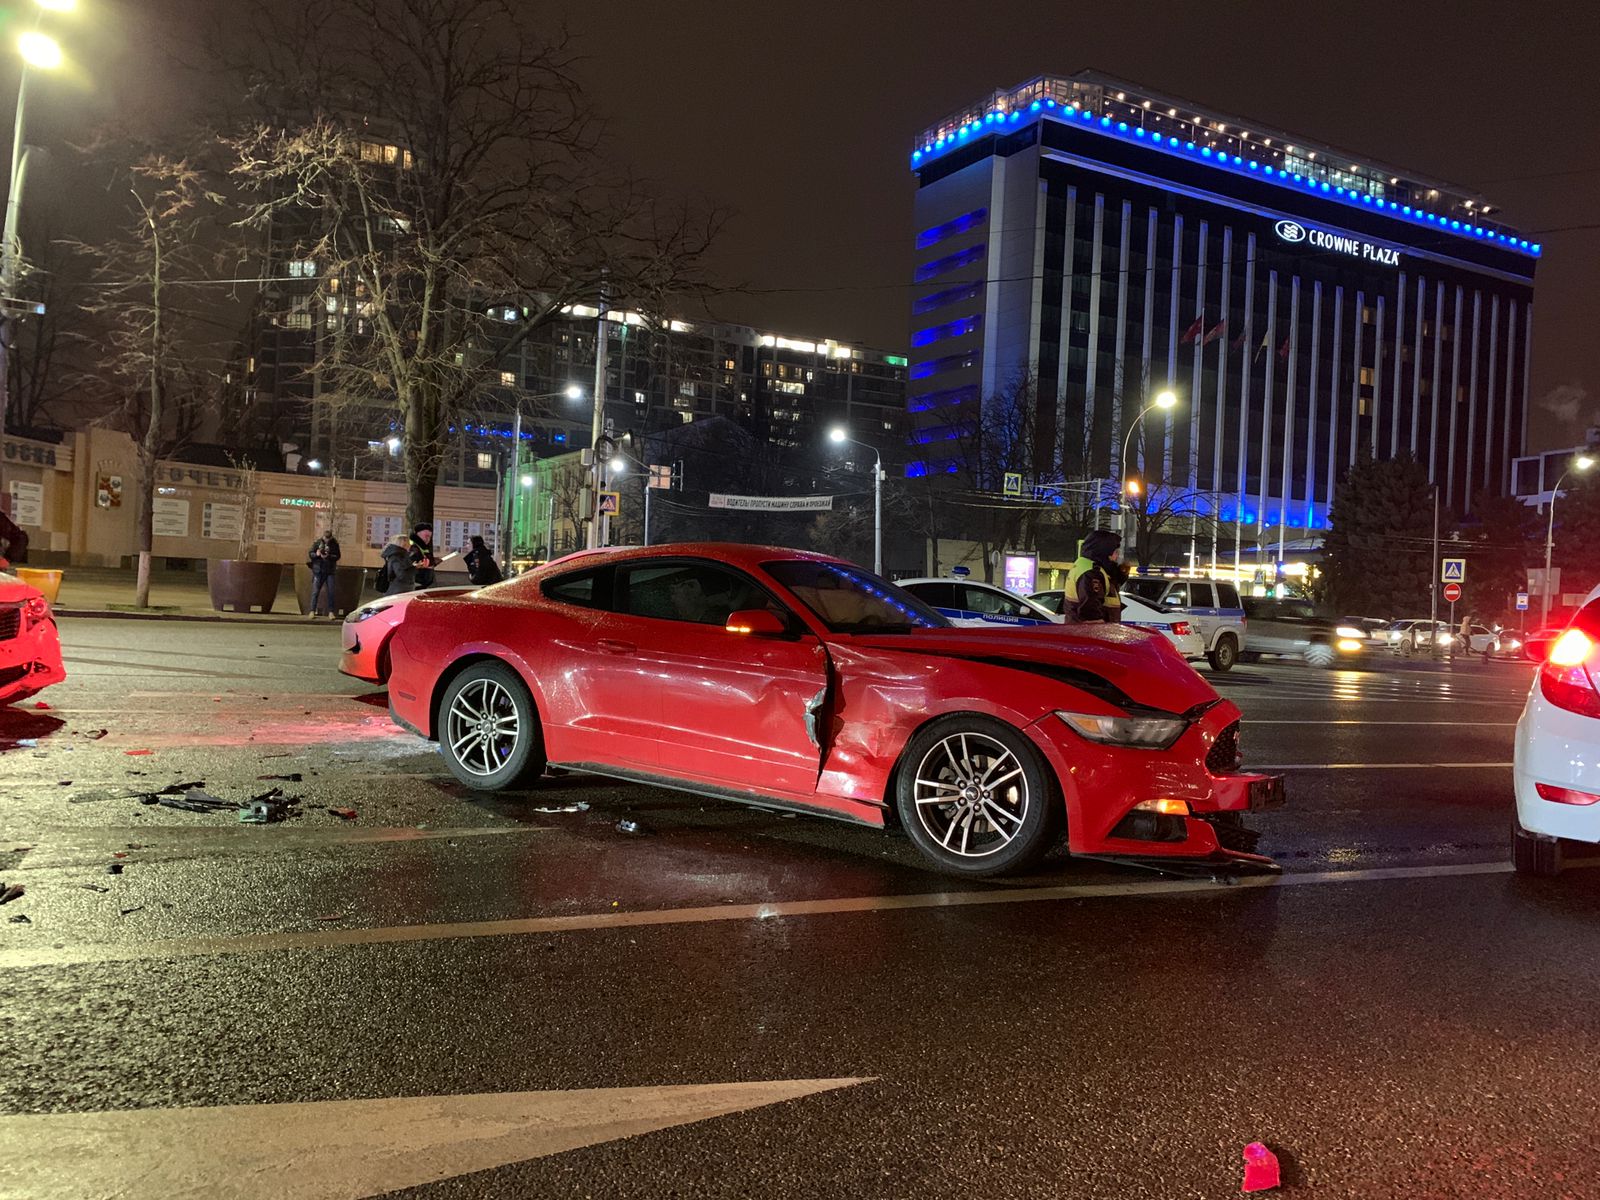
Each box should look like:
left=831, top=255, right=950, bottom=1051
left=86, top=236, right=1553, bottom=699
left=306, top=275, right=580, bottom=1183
left=895, top=576, right=1207, bottom=663
left=1513, top=583, right=1600, bottom=874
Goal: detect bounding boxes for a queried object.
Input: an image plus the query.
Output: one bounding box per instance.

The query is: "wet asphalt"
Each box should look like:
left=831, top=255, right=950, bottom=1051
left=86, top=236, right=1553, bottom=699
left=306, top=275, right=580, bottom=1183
left=3, top=618, right=1595, bottom=1198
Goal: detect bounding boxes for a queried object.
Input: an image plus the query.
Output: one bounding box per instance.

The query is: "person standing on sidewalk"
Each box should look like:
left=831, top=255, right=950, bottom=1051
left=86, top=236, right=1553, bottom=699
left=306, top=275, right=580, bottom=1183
left=307, top=529, right=341, bottom=618
left=409, top=523, right=440, bottom=589
left=1064, top=530, right=1126, bottom=623
left=463, top=535, right=502, bottom=586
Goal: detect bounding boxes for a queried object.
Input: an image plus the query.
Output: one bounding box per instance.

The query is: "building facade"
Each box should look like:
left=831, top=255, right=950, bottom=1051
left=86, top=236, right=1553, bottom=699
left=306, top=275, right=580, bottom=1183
left=907, top=72, right=1539, bottom=556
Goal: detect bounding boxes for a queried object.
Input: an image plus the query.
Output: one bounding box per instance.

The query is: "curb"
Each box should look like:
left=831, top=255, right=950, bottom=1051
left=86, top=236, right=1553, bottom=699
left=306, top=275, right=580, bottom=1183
left=53, top=608, right=335, bottom=626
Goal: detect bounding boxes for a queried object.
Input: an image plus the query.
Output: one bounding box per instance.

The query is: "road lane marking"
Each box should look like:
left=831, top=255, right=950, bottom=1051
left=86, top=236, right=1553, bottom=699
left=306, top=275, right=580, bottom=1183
left=1258, top=761, right=1513, bottom=770
left=0, top=859, right=1555, bottom=970
left=1248, top=721, right=1517, bottom=726
left=0, top=1078, right=868, bottom=1200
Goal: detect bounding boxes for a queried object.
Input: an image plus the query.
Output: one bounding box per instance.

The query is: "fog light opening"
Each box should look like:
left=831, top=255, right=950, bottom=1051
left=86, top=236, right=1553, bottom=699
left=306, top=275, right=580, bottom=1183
left=1133, top=798, right=1192, bottom=816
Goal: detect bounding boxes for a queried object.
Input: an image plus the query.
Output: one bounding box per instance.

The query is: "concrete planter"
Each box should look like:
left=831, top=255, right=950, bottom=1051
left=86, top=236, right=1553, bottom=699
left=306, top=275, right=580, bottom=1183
left=293, top=563, right=368, bottom=617
left=207, top=560, right=284, bottom=613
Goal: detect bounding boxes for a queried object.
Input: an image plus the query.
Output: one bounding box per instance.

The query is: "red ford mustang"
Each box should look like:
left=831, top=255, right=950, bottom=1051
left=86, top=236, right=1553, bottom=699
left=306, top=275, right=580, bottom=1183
left=384, top=544, right=1284, bottom=877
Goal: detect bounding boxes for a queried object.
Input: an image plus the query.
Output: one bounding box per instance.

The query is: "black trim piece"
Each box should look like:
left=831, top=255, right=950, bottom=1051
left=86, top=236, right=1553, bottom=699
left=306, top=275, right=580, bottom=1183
left=550, top=761, right=882, bottom=827
left=390, top=705, right=425, bottom=740
left=911, top=650, right=1187, bottom=719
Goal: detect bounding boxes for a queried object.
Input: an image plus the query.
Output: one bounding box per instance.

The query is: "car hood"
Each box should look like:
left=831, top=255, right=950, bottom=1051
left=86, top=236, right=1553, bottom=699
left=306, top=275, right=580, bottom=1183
left=0, top=571, right=41, bottom=603
left=848, top=623, right=1217, bottom=714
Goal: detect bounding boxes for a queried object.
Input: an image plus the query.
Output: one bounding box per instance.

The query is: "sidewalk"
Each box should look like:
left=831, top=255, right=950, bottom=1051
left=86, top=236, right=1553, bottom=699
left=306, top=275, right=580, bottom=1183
left=44, top=567, right=362, bottom=624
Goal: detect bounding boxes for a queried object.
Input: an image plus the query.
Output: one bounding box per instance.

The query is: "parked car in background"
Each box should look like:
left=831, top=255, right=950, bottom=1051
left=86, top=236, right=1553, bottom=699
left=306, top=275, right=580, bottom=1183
left=1384, top=618, right=1452, bottom=653
left=0, top=568, right=65, bottom=704
left=384, top=544, right=1287, bottom=877
left=1513, top=584, right=1600, bottom=874
left=1335, top=616, right=1393, bottom=652
left=896, top=577, right=1209, bottom=665
left=1519, top=627, right=1564, bottom=662
left=1124, top=577, right=1247, bottom=672
left=341, top=585, right=477, bottom=684
left=1241, top=597, right=1358, bottom=667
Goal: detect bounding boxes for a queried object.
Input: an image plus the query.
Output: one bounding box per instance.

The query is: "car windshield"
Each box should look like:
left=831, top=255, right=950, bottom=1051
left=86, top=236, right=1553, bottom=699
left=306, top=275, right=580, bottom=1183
left=1123, top=578, right=1167, bottom=603
left=763, top=560, right=948, bottom=634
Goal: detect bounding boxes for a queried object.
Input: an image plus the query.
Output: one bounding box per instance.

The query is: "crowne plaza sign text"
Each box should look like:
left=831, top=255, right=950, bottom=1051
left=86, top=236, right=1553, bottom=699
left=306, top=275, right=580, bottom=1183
left=1274, top=219, right=1401, bottom=267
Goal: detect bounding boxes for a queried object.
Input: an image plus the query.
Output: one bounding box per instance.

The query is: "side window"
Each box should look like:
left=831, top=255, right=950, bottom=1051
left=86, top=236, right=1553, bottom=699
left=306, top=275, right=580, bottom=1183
left=1218, top=583, right=1241, bottom=608
left=542, top=567, right=607, bottom=609
left=1164, top=583, right=1190, bottom=608
left=1031, top=592, right=1064, bottom=615
left=618, top=561, right=778, bottom=627
left=908, top=582, right=960, bottom=609
left=1188, top=583, right=1214, bottom=608
left=961, top=585, right=1029, bottom=618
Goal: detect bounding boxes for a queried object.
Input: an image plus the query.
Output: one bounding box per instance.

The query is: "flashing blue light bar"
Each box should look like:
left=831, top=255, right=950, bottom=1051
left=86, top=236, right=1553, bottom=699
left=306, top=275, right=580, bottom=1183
left=908, top=106, right=1539, bottom=258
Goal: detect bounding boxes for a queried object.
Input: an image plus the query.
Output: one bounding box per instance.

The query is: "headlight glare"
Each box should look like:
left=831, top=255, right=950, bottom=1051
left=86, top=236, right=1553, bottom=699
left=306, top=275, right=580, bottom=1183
left=1057, top=710, right=1187, bottom=750
left=1335, top=625, right=1365, bottom=639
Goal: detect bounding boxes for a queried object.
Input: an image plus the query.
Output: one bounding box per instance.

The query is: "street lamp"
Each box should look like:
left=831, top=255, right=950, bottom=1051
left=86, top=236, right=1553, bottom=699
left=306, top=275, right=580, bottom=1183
left=0, top=0, right=70, bottom=437
left=306, top=459, right=322, bottom=472
left=385, top=436, right=401, bottom=453
left=1542, top=453, right=1595, bottom=624
left=828, top=425, right=882, bottom=576
left=1118, top=390, right=1179, bottom=556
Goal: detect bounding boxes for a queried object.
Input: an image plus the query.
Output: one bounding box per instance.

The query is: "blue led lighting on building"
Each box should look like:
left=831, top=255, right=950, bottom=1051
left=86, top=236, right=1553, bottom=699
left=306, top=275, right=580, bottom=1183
left=908, top=103, right=1539, bottom=257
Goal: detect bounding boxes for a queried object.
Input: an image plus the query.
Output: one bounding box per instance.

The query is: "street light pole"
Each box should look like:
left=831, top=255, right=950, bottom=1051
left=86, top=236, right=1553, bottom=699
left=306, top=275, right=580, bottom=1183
left=1542, top=455, right=1595, bottom=625
left=0, top=8, right=69, bottom=437
left=587, top=275, right=609, bottom=550
left=828, top=428, right=882, bottom=576
left=1117, top=390, right=1178, bottom=564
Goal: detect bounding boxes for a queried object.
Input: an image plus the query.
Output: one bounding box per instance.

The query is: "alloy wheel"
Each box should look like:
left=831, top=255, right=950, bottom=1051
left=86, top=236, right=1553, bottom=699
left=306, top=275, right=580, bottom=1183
left=911, top=731, right=1031, bottom=859
left=446, top=677, right=521, bottom=777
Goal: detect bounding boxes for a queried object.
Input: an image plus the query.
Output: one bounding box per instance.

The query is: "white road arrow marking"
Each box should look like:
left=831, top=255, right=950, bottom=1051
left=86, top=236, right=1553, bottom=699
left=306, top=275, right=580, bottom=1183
left=0, top=1078, right=869, bottom=1200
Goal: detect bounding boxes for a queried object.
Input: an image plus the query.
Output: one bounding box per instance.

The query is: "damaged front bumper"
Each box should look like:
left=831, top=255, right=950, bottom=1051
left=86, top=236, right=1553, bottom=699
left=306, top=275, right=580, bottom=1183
left=1029, top=701, right=1286, bottom=871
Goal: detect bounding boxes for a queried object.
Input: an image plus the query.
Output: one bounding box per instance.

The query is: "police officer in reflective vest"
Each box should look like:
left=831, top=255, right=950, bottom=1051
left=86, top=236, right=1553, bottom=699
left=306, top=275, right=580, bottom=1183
left=1065, top=529, right=1126, bottom=623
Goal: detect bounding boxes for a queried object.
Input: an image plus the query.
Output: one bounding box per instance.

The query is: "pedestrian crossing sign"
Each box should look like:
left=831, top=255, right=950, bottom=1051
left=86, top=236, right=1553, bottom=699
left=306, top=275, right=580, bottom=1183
left=1002, top=472, right=1023, bottom=497
left=1441, top=558, right=1466, bottom=583
left=598, top=491, right=620, bottom=516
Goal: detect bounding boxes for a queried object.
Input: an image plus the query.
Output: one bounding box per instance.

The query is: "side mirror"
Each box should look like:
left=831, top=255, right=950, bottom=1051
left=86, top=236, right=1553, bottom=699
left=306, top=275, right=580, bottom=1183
left=726, top=608, right=787, bottom=637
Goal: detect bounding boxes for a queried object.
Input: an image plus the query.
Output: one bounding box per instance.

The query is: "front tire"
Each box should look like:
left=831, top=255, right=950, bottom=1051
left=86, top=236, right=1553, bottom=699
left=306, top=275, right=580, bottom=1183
left=1304, top=641, right=1336, bottom=668
left=438, top=661, right=546, bottom=790
left=895, top=715, right=1056, bottom=877
left=1206, top=634, right=1238, bottom=673
left=1513, top=814, right=1563, bottom=876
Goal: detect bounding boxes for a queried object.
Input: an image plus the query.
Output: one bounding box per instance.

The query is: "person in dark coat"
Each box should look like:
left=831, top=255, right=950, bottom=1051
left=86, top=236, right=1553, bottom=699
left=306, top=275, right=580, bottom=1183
left=1064, top=529, right=1127, bottom=623
left=381, top=535, right=415, bottom=596
left=307, top=529, right=342, bottom=618
left=0, top=507, right=27, bottom=568
left=408, top=522, right=440, bottom=589
left=463, top=535, right=502, bottom=586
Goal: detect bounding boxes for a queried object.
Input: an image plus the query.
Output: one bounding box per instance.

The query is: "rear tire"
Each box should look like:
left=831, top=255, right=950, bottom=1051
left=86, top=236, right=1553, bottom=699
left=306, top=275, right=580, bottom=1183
left=1304, top=641, right=1336, bottom=669
left=1206, top=634, right=1238, bottom=673
left=438, top=661, right=546, bottom=791
left=1512, top=814, right=1563, bottom=877
left=895, top=715, right=1056, bottom=877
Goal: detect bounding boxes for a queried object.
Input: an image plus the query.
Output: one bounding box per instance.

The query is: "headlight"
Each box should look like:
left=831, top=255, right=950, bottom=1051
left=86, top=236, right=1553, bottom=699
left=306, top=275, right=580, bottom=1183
left=1057, top=711, right=1187, bottom=750
left=350, top=604, right=391, bottom=623
left=22, top=595, right=49, bottom=624
left=1336, top=625, right=1365, bottom=639
left=1438, top=633, right=1453, bottom=645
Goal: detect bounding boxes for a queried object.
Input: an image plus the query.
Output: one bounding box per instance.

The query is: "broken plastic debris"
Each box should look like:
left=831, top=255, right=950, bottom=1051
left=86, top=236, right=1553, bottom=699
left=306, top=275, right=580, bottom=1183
left=119, top=905, right=145, bottom=917
left=8, top=913, right=29, bottom=924
left=1242, top=1143, right=1280, bottom=1193
left=259, top=773, right=304, bottom=782
left=32, top=701, right=49, bottom=710
left=327, top=807, right=357, bottom=821
left=533, top=802, right=590, bottom=814
left=615, top=818, right=650, bottom=836
left=78, top=884, right=111, bottom=893
left=0, top=884, right=24, bottom=905
left=106, top=863, right=124, bottom=875
left=124, top=749, right=153, bottom=757
left=14, top=738, right=36, bottom=748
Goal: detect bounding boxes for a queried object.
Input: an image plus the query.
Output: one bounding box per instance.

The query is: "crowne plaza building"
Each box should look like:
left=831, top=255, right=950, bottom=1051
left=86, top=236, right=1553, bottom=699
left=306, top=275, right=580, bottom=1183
left=905, top=71, right=1539, bottom=556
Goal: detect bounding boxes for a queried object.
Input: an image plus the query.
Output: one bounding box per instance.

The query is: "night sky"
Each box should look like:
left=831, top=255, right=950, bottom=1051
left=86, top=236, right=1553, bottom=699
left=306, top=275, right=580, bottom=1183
left=13, top=0, right=1600, bottom=452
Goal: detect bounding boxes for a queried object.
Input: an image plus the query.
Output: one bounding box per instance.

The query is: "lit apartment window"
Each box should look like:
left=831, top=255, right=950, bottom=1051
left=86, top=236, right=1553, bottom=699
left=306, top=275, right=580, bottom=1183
left=1359, top=367, right=1374, bottom=385
left=499, top=370, right=516, bottom=386
left=287, top=259, right=317, bottom=278
left=476, top=452, right=493, bottom=470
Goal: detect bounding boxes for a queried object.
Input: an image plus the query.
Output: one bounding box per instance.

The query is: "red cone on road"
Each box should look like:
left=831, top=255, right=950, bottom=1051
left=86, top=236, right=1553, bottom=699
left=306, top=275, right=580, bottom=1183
left=1242, top=1142, right=1280, bottom=1192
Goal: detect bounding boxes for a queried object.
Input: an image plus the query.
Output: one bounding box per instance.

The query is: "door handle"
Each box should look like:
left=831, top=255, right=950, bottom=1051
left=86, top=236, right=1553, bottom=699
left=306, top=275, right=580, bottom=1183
left=598, top=638, right=635, bottom=655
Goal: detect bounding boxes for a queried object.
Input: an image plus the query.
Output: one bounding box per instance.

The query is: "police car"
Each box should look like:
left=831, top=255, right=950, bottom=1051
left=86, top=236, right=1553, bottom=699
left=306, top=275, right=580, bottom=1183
left=898, top=575, right=1207, bottom=663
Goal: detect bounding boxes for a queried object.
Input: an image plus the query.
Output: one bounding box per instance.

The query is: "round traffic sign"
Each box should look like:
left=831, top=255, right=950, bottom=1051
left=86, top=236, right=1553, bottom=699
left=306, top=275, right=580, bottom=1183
left=1443, top=582, right=1462, bottom=603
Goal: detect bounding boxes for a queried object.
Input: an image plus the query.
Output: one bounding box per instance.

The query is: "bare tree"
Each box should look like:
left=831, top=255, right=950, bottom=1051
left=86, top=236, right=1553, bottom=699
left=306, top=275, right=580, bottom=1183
left=69, top=154, right=228, bottom=607
left=225, top=0, right=722, bottom=533
left=6, top=227, right=80, bottom=433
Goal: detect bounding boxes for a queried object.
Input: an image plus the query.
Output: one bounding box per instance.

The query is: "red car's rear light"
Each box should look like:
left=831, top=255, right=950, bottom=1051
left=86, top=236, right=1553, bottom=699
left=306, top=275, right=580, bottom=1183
left=1540, top=625, right=1600, bottom=719
left=1535, top=782, right=1600, bottom=806
left=1170, top=621, right=1193, bottom=636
